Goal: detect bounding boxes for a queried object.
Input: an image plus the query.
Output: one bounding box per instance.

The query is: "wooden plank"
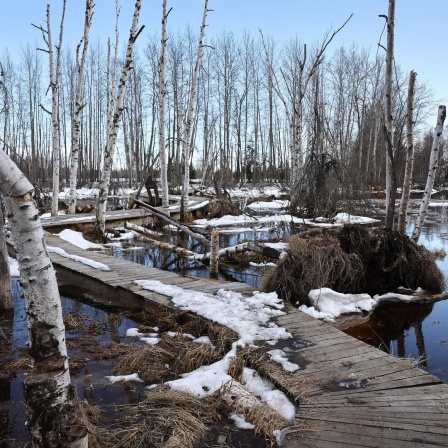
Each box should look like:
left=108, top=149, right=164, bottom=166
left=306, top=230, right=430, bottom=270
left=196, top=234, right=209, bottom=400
left=287, top=427, right=447, bottom=448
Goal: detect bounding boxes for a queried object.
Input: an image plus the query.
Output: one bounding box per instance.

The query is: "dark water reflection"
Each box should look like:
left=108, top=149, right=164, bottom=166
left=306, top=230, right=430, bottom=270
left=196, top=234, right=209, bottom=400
left=0, top=282, right=144, bottom=444
left=110, top=223, right=286, bottom=287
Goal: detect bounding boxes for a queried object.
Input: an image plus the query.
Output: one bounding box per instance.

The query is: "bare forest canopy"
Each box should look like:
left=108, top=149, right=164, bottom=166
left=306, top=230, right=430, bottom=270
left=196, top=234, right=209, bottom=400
left=0, top=29, right=444, bottom=192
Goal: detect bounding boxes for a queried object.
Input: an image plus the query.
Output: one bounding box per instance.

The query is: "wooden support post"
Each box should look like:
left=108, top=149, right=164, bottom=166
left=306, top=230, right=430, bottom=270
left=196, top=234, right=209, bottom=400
left=210, top=230, right=219, bottom=278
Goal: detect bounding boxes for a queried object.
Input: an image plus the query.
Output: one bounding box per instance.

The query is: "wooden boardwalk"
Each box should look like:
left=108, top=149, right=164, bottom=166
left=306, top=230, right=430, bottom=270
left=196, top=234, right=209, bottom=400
left=41, top=195, right=209, bottom=232
left=42, top=233, right=448, bottom=447
left=272, top=304, right=448, bottom=447
left=44, top=232, right=252, bottom=311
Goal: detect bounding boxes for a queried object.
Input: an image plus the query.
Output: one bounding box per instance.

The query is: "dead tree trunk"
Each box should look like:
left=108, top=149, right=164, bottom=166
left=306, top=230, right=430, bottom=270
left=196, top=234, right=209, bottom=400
left=398, top=70, right=417, bottom=234
left=0, top=149, right=87, bottom=447
left=33, top=1, right=67, bottom=218
left=384, top=0, right=396, bottom=229
left=0, top=195, right=13, bottom=310
left=130, top=232, right=197, bottom=257
left=180, top=0, right=210, bottom=221
left=69, top=0, right=94, bottom=214
left=159, top=0, right=171, bottom=214
left=96, top=0, right=144, bottom=237
left=411, top=105, right=446, bottom=243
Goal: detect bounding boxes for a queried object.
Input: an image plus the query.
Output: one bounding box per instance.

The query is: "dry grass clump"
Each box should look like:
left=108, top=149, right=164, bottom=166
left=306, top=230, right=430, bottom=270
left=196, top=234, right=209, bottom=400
left=64, top=314, right=105, bottom=336
left=98, top=387, right=221, bottom=448
left=205, top=199, right=239, bottom=219
left=207, top=322, right=239, bottom=355
left=129, top=308, right=239, bottom=356
left=263, top=225, right=445, bottom=305
left=112, top=334, right=222, bottom=383
left=129, top=309, right=185, bottom=333
left=0, top=358, right=29, bottom=376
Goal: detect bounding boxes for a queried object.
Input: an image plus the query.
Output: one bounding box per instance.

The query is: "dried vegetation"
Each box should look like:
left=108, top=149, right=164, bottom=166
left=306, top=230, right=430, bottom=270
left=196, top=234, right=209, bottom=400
left=263, top=225, right=445, bottom=304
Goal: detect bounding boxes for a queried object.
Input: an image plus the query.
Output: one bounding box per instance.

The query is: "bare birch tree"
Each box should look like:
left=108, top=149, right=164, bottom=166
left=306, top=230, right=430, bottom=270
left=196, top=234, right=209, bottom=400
left=96, top=0, right=144, bottom=237
left=69, top=0, right=94, bottom=214
left=180, top=0, right=211, bottom=221
left=158, top=0, right=171, bottom=214
left=260, top=15, right=352, bottom=203
left=33, top=1, right=67, bottom=217
left=382, top=0, right=396, bottom=229
left=0, top=149, right=87, bottom=446
left=398, top=70, right=417, bottom=234
left=411, top=105, right=446, bottom=243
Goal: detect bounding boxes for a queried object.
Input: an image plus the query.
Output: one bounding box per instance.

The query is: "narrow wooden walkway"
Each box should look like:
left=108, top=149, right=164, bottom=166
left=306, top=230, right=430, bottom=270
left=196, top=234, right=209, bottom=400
left=41, top=195, right=209, bottom=231
left=43, top=233, right=448, bottom=447
left=272, top=304, right=448, bottom=447
left=44, top=232, right=252, bottom=312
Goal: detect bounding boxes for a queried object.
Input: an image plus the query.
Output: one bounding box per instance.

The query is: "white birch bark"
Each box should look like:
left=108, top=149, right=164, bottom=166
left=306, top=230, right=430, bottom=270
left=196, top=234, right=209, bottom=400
left=35, top=2, right=66, bottom=218
left=384, top=0, right=396, bottom=229
left=209, top=230, right=219, bottom=277
left=411, top=105, right=446, bottom=243
left=159, top=0, right=170, bottom=214
left=180, top=0, right=210, bottom=221
left=398, top=70, right=417, bottom=234
left=0, top=196, right=13, bottom=310
left=0, top=149, right=87, bottom=446
left=131, top=232, right=197, bottom=257
left=96, top=0, right=143, bottom=236
left=68, top=0, right=94, bottom=214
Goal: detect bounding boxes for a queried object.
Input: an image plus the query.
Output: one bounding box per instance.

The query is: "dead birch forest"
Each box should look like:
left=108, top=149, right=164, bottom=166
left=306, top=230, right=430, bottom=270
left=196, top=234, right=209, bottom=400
left=0, top=3, right=445, bottom=202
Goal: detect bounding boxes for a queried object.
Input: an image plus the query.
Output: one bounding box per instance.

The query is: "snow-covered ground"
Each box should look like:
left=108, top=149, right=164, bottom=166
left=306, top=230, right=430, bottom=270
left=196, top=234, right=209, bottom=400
left=193, top=212, right=378, bottom=229
left=247, top=200, right=290, bottom=210
left=57, top=186, right=137, bottom=199
left=299, top=287, right=421, bottom=322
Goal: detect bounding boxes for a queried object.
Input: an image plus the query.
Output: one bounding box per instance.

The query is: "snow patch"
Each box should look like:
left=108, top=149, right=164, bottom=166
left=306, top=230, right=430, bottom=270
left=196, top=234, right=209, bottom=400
left=56, top=229, right=103, bottom=250
left=267, top=349, right=300, bottom=372
left=133, top=280, right=290, bottom=345
left=106, top=373, right=143, bottom=383
left=8, top=257, right=20, bottom=277
left=47, top=246, right=111, bottom=271
left=300, top=288, right=421, bottom=321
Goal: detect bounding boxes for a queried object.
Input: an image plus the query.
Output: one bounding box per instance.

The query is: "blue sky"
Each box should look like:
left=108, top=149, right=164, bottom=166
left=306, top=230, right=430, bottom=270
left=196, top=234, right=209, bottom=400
left=1, top=0, right=446, bottom=110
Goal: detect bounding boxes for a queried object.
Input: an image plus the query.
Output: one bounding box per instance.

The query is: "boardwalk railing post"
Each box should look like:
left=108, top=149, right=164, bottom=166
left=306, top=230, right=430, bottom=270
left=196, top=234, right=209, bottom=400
left=210, top=229, right=219, bottom=279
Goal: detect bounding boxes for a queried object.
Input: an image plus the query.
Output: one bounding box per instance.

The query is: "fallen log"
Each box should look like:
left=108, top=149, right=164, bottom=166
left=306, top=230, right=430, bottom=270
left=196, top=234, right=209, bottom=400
left=133, top=199, right=210, bottom=247
left=190, top=242, right=283, bottom=261
left=125, top=221, right=163, bottom=237
left=130, top=232, right=198, bottom=258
